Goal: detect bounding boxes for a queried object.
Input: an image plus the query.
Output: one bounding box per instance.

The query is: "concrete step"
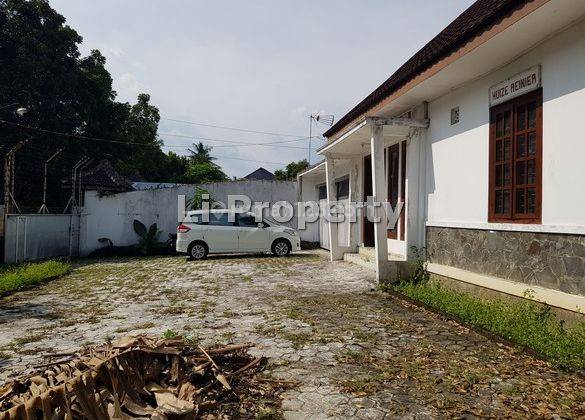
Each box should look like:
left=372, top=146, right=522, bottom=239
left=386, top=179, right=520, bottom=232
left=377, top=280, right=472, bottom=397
left=343, top=251, right=376, bottom=271
left=358, top=246, right=376, bottom=260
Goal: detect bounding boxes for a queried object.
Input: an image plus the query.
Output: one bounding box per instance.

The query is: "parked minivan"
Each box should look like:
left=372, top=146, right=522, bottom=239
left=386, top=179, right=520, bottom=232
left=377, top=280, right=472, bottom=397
left=176, top=210, right=301, bottom=259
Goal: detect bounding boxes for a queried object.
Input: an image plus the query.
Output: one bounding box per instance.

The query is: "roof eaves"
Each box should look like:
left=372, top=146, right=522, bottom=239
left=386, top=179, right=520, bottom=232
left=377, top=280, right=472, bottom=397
left=324, top=0, right=531, bottom=139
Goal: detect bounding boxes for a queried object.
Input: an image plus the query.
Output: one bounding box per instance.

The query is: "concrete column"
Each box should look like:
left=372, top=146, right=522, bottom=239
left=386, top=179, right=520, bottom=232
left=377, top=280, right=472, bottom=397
left=348, top=159, right=360, bottom=251
left=405, top=128, right=425, bottom=260
left=370, top=123, right=390, bottom=280
left=325, top=156, right=341, bottom=261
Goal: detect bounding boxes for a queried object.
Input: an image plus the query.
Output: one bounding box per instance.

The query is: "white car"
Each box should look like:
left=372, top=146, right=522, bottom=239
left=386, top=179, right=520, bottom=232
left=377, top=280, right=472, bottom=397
left=176, top=210, right=301, bottom=259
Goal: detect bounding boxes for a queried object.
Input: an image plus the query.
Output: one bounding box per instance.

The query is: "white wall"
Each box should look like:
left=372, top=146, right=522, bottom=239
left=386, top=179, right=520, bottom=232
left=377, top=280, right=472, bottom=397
left=298, top=172, right=323, bottom=243
left=426, top=18, right=585, bottom=228
left=81, top=186, right=195, bottom=256
left=80, top=180, right=298, bottom=256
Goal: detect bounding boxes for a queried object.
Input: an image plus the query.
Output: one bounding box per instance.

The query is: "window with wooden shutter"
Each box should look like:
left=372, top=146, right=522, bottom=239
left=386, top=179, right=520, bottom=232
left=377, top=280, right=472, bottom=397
left=489, top=89, right=542, bottom=223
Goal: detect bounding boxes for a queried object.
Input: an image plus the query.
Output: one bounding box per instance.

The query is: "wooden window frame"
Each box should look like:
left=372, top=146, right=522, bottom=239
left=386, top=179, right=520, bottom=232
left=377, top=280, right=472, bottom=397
left=488, top=88, right=542, bottom=224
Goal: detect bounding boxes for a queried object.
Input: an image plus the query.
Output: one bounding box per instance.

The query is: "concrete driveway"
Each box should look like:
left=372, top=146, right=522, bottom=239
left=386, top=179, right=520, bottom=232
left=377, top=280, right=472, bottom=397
left=0, top=250, right=583, bottom=418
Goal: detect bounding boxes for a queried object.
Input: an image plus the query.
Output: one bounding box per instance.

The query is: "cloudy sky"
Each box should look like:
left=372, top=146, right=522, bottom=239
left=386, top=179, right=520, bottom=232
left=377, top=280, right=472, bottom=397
left=51, top=0, right=475, bottom=178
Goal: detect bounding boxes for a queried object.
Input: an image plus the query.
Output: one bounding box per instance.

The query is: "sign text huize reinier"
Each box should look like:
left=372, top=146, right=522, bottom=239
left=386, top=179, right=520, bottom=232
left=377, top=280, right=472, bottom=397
left=489, top=66, right=541, bottom=106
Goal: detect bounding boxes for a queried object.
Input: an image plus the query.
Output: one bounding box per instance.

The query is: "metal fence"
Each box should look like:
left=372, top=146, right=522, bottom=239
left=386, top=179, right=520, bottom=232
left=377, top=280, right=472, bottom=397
left=3, top=214, right=79, bottom=264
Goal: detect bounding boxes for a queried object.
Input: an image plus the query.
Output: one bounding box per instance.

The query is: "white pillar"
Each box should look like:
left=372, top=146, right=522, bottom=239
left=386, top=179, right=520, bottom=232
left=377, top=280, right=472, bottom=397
left=370, top=123, right=390, bottom=280
left=405, top=128, right=425, bottom=260
left=325, top=157, right=342, bottom=261
left=348, top=159, right=360, bottom=250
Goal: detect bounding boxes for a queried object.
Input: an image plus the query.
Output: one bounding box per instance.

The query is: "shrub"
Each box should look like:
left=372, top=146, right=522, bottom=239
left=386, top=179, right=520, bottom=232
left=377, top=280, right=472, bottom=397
left=0, top=260, right=70, bottom=296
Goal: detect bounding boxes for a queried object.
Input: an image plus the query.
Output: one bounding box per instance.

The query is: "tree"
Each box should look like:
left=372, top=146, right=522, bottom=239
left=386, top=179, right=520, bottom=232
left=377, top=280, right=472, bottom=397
left=274, top=159, right=309, bottom=181
left=0, top=0, right=202, bottom=207
left=183, top=162, right=229, bottom=184
left=187, top=142, right=216, bottom=164
left=164, top=151, right=191, bottom=183
left=115, top=93, right=167, bottom=181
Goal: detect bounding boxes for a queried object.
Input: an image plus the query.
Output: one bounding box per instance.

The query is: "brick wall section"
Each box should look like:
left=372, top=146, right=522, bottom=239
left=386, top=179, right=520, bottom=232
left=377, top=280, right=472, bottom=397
left=426, top=226, right=585, bottom=296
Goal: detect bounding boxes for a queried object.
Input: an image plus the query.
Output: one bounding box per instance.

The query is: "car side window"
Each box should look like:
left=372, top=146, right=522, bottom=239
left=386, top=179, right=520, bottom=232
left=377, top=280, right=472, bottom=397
left=208, top=212, right=233, bottom=226
left=237, top=214, right=259, bottom=227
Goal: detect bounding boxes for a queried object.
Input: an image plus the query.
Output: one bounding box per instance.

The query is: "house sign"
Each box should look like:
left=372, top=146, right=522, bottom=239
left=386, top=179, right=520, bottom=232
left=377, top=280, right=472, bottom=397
left=489, top=65, right=541, bottom=106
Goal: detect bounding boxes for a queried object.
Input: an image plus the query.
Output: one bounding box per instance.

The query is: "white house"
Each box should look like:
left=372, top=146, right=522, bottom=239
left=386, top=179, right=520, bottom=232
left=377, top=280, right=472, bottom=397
left=298, top=0, right=585, bottom=313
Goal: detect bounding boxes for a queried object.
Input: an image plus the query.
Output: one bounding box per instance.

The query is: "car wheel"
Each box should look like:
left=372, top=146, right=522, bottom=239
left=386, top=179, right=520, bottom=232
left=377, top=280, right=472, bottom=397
left=189, top=242, right=208, bottom=260
left=272, top=239, right=290, bottom=257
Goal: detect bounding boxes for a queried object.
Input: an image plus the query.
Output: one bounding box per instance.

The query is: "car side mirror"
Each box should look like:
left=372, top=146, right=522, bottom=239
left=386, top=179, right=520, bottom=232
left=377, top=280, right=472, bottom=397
left=257, top=222, right=264, bottom=228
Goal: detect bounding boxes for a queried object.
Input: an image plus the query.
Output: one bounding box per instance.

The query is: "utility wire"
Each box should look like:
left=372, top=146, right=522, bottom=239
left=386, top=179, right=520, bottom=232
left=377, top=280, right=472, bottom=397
left=0, top=119, right=314, bottom=165
left=161, top=117, right=308, bottom=138
left=159, top=132, right=324, bottom=149
left=1, top=120, right=324, bottom=150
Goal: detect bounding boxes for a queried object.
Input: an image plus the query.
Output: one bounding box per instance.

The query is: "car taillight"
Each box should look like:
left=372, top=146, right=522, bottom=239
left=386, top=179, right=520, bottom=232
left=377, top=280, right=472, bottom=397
left=177, top=224, right=191, bottom=233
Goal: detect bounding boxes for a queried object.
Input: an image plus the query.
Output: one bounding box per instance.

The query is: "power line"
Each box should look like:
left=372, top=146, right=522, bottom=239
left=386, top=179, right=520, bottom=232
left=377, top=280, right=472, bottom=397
left=1, top=120, right=324, bottom=151
left=0, top=119, right=314, bottom=166
left=161, top=117, right=308, bottom=138
left=159, top=134, right=322, bottom=150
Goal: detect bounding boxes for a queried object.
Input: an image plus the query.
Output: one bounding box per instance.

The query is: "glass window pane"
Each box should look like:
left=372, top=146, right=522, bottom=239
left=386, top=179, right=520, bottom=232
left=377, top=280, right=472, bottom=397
left=209, top=212, right=233, bottom=226
left=495, top=190, right=503, bottom=214
left=504, top=139, right=511, bottom=161
left=527, top=188, right=536, bottom=214
left=528, top=102, right=536, bottom=128
left=504, top=163, right=511, bottom=186
left=517, top=134, right=526, bottom=158
left=496, top=141, right=503, bottom=162
left=503, top=190, right=511, bottom=214
left=517, top=106, right=526, bottom=131
left=495, top=165, right=502, bottom=187
left=527, top=159, right=536, bottom=184
left=336, top=178, right=349, bottom=198
left=504, top=111, right=511, bottom=135
left=516, top=161, right=526, bottom=185
left=238, top=214, right=259, bottom=227
left=528, top=132, right=536, bottom=156
left=516, top=189, right=525, bottom=214
left=496, top=114, right=503, bottom=137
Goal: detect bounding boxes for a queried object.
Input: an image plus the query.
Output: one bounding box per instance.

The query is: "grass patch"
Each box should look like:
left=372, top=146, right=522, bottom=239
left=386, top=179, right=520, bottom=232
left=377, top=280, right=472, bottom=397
left=388, top=281, right=585, bottom=369
left=0, top=260, right=70, bottom=296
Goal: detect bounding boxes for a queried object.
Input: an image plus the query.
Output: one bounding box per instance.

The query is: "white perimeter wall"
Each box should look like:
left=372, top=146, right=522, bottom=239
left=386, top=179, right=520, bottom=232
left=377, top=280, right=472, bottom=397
left=426, top=18, right=585, bottom=229
left=80, top=180, right=298, bottom=256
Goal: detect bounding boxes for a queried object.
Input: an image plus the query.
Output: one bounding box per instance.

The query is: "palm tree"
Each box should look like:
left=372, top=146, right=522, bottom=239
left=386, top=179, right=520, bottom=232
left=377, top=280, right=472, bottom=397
left=187, top=142, right=216, bottom=164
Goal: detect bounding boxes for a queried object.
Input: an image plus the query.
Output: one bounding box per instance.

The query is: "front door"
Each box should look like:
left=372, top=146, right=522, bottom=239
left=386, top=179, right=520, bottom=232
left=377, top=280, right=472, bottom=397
left=363, top=155, right=375, bottom=247
left=235, top=213, right=269, bottom=252
left=387, top=143, right=400, bottom=239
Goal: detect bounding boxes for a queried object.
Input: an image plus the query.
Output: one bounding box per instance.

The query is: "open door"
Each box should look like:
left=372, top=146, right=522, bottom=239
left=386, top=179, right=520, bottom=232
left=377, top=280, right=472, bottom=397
left=363, top=155, right=375, bottom=247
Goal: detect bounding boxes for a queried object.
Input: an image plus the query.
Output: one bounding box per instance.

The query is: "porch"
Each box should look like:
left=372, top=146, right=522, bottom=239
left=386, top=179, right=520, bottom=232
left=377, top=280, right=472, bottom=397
left=317, top=114, right=429, bottom=281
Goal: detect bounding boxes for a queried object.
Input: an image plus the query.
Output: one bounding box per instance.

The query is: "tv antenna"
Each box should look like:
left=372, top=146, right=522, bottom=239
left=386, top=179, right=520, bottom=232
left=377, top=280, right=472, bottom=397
left=308, top=113, right=334, bottom=164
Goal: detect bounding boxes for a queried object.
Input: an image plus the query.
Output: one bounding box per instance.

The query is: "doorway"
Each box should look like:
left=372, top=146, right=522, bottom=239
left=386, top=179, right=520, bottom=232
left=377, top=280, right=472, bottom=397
left=362, top=155, right=375, bottom=247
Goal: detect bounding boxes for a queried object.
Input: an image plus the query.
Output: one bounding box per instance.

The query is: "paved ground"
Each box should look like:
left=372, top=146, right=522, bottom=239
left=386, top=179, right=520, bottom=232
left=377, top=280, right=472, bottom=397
left=0, top=250, right=583, bottom=418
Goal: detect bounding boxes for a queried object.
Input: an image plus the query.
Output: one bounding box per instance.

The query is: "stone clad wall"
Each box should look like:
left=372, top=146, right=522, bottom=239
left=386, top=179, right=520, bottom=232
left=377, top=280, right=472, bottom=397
left=426, top=227, right=585, bottom=296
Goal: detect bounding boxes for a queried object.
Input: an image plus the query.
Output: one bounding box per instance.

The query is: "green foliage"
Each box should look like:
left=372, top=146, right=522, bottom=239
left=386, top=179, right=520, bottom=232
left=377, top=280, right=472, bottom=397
left=133, top=220, right=161, bottom=255
left=187, top=187, right=214, bottom=210
left=393, top=281, right=585, bottom=369
left=274, top=159, right=309, bottom=181
left=188, top=142, right=216, bottom=164
left=408, top=246, right=429, bottom=284
left=162, top=329, right=179, bottom=339
left=183, top=162, right=229, bottom=184
left=0, top=260, right=70, bottom=296
left=0, top=0, right=208, bottom=204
